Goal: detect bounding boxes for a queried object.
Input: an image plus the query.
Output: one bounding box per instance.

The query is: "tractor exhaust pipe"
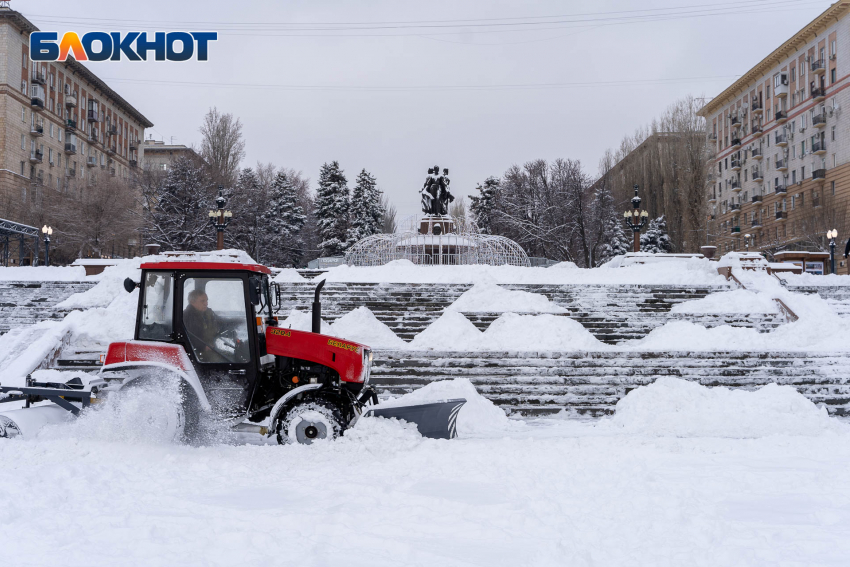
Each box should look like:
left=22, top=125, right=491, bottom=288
left=312, top=280, right=326, bottom=334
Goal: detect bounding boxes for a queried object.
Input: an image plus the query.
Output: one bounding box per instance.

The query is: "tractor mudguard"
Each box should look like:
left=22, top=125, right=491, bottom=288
left=265, top=383, right=324, bottom=438
left=101, top=341, right=211, bottom=412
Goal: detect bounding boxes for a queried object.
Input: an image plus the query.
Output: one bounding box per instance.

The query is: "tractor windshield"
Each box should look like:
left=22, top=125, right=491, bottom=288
left=139, top=271, right=174, bottom=341
left=182, top=278, right=251, bottom=364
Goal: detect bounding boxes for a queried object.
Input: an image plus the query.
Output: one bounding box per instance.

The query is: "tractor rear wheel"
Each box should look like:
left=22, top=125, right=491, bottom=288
left=275, top=398, right=345, bottom=445
left=114, top=375, right=201, bottom=444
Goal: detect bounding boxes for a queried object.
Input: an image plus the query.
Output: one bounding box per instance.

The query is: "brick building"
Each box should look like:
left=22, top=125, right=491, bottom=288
left=140, top=140, right=197, bottom=172
left=0, top=5, right=152, bottom=259
left=699, top=2, right=850, bottom=273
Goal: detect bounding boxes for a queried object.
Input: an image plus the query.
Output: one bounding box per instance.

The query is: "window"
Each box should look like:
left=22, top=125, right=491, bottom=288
left=139, top=272, right=174, bottom=341
left=792, top=146, right=796, bottom=159
left=832, top=181, right=836, bottom=195
left=832, top=126, right=836, bottom=141
left=801, top=115, right=807, bottom=128
left=800, top=193, right=804, bottom=207
left=831, top=40, right=837, bottom=56
left=20, top=134, right=25, bottom=150
left=791, top=195, right=796, bottom=209
left=182, top=278, right=250, bottom=364
left=791, top=67, right=796, bottom=82
left=59, top=129, right=63, bottom=142
left=801, top=166, right=806, bottom=178
left=20, top=161, right=25, bottom=176
left=21, top=108, right=25, bottom=122
left=801, top=141, right=806, bottom=155
left=792, top=170, right=797, bottom=184
left=832, top=68, right=837, bottom=84
left=22, top=52, right=26, bottom=69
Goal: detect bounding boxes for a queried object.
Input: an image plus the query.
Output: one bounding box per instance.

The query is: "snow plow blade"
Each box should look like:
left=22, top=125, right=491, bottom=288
left=366, top=399, right=466, bottom=440
left=0, top=377, right=102, bottom=439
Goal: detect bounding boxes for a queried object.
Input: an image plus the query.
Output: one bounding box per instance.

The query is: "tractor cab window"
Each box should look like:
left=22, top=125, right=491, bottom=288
left=182, top=278, right=250, bottom=364
left=139, top=272, right=174, bottom=341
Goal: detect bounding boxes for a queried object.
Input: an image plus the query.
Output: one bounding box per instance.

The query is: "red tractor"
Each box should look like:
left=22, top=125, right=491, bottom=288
left=0, top=258, right=464, bottom=443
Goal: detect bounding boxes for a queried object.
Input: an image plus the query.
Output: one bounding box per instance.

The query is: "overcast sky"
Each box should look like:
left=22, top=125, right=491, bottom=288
left=21, top=0, right=830, bottom=217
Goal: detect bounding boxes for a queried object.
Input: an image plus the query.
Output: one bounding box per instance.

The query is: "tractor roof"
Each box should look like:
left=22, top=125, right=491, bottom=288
left=140, top=261, right=271, bottom=274
left=140, top=250, right=271, bottom=274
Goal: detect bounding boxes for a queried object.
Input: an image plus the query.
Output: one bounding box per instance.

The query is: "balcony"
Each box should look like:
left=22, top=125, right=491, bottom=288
left=709, top=194, right=717, bottom=204
left=775, top=211, right=787, bottom=222
left=65, top=94, right=77, bottom=108
left=87, top=110, right=99, bottom=122
left=813, top=140, right=827, bottom=155
left=813, top=113, right=827, bottom=128
left=65, top=119, right=76, bottom=132
left=89, top=129, right=99, bottom=143
left=29, top=150, right=43, bottom=164
left=730, top=203, right=742, bottom=211
left=751, top=124, right=763, bottom=138
left=752, top=101, right=763, bottom=115
left=813, top=168, right=827, bottom=183
left=730, top=114, right=741, bottom=127
left=752, top=168, right=763, bottom=182
left=708, top=132, right=717, bottom=141
left=86, top=156, right=97, bottom=168
left=811, top=59, right=826, bottom=75
left=30, top=122, right=44, bottom=137
left=129, top=140, right=139, bottom=151
left=751, top=195, right=763, bottom=203
left=751, top=148, right=763, bottom=160
left=813, top=197, right=821, bottom=208
left=107, top=145, right=116, bottom=155
left=731, top=226, right=742, bottom=235
left=752, top=217, right=762, bottom=228
left=775, top=82, right=789, bottom=98
left=731, top=159, right=742, bottom=171
left=129, top=159, right=138, bottom=168
left=775, top=109, right=788, bottom=124
left=776, top=158, right=788, bottom=172
left=731, top=180, right=742, bottom=192
left=812, top=87, right=826, bottom=102
left=109, top=167, right=116, bottom=177
left=31, top=97, right=45, bottom=112
left=107, top=125, right=118, bottom=136
left=64, top=142, right=77, bottom=155
left=775, top=133, right=788, bottom=147
left=731, top=137, right=742, bottom=149
left=775, top=184, right=787, bottom=195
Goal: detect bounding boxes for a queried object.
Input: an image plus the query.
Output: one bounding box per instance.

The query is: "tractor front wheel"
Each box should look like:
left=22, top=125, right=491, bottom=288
left=275, top=399, right=345, bottom=445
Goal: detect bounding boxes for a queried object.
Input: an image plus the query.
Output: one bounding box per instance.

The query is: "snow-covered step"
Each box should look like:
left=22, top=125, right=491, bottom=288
left=369, top=350, right=850, bottom=417
left=0, top=281, right=95, bottom=334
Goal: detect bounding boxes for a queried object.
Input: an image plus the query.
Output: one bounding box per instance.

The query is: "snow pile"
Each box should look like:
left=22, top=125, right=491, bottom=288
left=376, top=378, right=513, bottom=435
left=56, top=260, right=140, bottom=310
left=272, top=269, right=306, bottom=283
left=608, top=377, right=849, bottom=438
left=409, top=311, right=484, bottom=350
left=670, top=289, right=779, bottom=314
left=330, top=307, right=407, bottom=349
left=447, top=282, right=566, bottom=313
left=280, top=308, right=331, bottom=334
left=0, top=265, right=87, bottom=281
left=485, top=313, right=607, bottom=351
left=550, top=261, right=578, bottom=269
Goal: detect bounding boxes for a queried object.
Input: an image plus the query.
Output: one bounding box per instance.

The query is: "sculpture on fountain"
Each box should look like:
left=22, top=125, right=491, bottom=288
left=420, top=166, right=454, bottom=216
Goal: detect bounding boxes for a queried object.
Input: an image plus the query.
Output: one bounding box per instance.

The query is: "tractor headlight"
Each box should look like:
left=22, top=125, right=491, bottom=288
left=362, top=349, right=373, bottom=385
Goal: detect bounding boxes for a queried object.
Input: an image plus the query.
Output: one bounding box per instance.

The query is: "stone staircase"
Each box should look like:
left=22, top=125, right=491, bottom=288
left=788, top=285, right=850, bottom=318
left=369, top=350, right=850, bottom=417
left=275, top=282, right=784, bottom=343
left=0, top=281, right=96, bottom=334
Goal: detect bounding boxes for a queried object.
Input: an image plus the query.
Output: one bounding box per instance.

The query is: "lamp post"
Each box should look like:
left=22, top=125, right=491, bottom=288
left=827, top=229, right=838, bottom=275
left=41, top=225, right=52, bottom=266
left=623, top=184, right=649, bottom=252
left=208, top=187, right=232, bottom=251
left=744, top=233, right=751, bottom=252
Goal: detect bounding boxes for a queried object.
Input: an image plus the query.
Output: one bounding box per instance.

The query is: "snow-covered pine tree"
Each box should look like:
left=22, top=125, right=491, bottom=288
left=314, top=161, right=350, bottom=257
left=229, top=168, right=266, bottom=258
left=469, top=176, right=500, bottom=234
left=597, top=212, right=632, bottom=264
left=263, top=171, right=306, bottom=267
left=640, top=215, right=673, bottom=254
left=347, top=169, right=383, bottom=244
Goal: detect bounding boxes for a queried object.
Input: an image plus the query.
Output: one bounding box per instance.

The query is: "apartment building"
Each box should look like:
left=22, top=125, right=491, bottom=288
left=0, top=6, right=152, bottom=234
left=140, top=140, right=198, bottom=172
left=699, top=2, right=850, bottom=273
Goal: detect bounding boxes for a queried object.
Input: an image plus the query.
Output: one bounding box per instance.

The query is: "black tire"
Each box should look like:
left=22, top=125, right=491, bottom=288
left=275, top=397, right=345, bottom=445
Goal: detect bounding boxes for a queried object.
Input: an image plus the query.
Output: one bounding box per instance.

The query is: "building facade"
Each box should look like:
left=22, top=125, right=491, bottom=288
left=0, top=6, right=152, bottom=259
left=140, top=140, right=197, bottom=172
left=699, top=2, right=850, bottom=273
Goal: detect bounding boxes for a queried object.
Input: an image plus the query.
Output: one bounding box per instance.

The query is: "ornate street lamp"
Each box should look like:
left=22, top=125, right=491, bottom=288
left=623, top=184, right=649, bottom=252
left=41, top=225, right=52, bottom=266
left=744, top=233, right=751, bottom=252
left=827, top=229, right=838, bottom=275
left=208, top=187, right=232, bottom=251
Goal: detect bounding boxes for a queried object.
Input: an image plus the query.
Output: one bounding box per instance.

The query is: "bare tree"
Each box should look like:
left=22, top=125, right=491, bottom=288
left=380, top=193, right=397, bottom=234
left=199, top=107, right=246, bottom=185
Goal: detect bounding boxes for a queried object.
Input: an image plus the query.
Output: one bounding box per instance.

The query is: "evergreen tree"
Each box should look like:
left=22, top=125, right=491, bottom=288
left=314, top=161, right=350, bottom=257
left=263, top=171, right=306, bottom=267
left=640, top=215, right=673, bottom=254
left=229, top=168, right=265, bottom=259
left=347, top=169, right=383, bottom=244
left=597, top=212, right=632, bottom=264
left=469, top=176, right=500, bottom=234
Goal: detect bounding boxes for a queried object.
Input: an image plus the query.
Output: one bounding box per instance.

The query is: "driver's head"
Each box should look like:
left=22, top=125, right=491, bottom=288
left=188, top=289, right=209, bottom=312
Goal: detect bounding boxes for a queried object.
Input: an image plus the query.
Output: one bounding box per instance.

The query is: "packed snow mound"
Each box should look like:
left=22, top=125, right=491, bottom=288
left=447, top=282, right=566, bottom=313
left=550, top=261, right=578, bottom=269
left=0, top=265, right=87, bottom=281
left=57, top=260, right=141, bottom=309
left=608, top=377, right=849, bottom=438
left=273, top=269, right=306, bottom=283
left=408, top=311, right=484, bottom=350
left=377, top=378, right=513, bottom=435
left=670, top=289, right=779, bottom=314
left=330, top=307, right=407, bottom=349
left=484, top=313, right=607, bottom=351
left=280, top=309, right=331, bottom=334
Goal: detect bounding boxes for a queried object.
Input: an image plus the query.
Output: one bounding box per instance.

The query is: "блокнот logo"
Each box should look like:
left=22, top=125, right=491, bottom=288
left=30, top=32, right=218, bottom=62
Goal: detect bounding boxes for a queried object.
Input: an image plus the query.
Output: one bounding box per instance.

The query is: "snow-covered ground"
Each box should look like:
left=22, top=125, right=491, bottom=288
left=2, top=379, right=849, bottom=566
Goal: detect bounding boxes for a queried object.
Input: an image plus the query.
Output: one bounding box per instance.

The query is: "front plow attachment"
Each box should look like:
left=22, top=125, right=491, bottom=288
left=367, top=399, right=466, bottom=440
left=0, top=376, right=104, bottom=439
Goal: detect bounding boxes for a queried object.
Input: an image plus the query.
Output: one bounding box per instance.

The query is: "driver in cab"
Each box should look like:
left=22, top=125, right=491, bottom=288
left=183, top=289, right=226, bottom=363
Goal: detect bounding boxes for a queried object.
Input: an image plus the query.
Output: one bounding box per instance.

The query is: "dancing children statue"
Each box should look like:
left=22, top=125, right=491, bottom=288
left=420, top=166, right=454, bottom=216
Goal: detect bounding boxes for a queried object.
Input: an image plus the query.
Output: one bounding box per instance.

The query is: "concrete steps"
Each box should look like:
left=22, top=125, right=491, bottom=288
left=369, top=350, right=850, bottom=417
left=0, top=281, right=95, bottom=334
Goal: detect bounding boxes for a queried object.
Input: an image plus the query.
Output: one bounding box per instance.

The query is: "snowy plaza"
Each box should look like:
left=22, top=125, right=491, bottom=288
left=1, top=254, right=850, bottom=566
